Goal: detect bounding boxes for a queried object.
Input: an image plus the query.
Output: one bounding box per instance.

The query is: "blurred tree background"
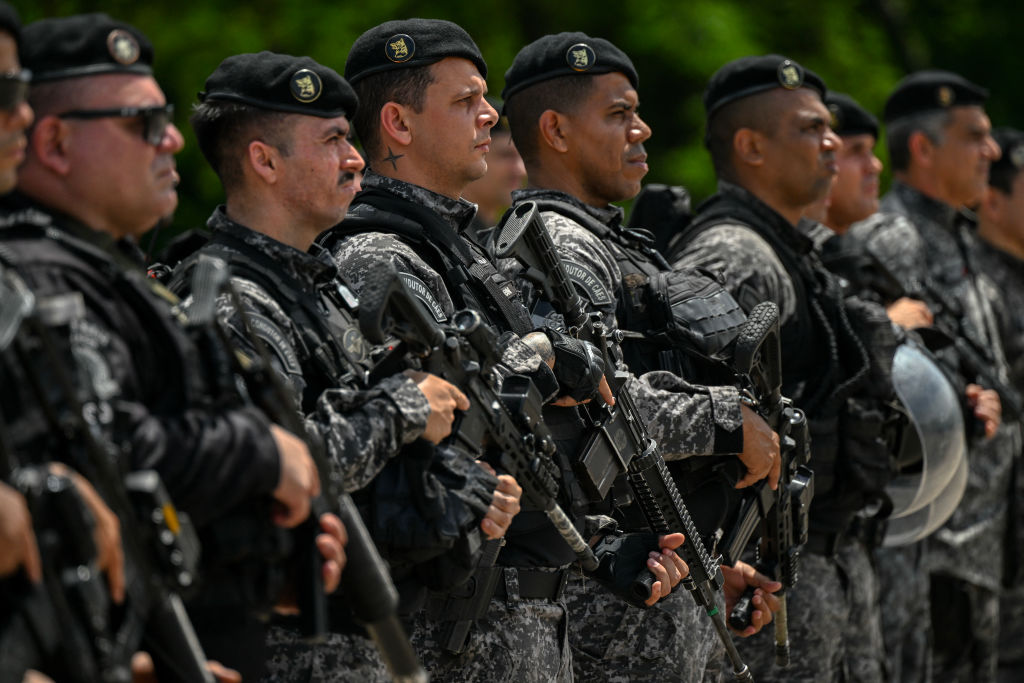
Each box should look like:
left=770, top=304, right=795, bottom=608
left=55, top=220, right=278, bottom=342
left=14, top=0, right=1024, bottom=250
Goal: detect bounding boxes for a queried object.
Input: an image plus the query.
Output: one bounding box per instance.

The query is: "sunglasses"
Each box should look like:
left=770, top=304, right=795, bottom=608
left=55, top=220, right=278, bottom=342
left=0, top=69, right=30, bottom=111
left=58, top=104, right=175, bottom=146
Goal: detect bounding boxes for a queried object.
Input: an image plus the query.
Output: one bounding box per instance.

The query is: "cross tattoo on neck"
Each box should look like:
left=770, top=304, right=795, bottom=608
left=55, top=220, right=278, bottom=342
left=382, top=146, right=405, bottom=170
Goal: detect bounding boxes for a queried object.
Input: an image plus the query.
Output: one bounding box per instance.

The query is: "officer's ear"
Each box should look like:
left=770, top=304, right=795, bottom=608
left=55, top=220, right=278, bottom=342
left=908, top=131, right=936, bottom=169
left=247, top=140, right=281, bottom=185
left=538, top=109, right=569, bottom=154
left=380, top=102, right=413, bottom=147
left=733, top=127, right=765, bottom=168
left=28, top=115, right=73, bottom=176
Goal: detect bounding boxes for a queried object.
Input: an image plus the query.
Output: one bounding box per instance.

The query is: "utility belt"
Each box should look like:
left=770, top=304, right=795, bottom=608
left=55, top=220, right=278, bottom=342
left=426, top=565, right=570, bottom=624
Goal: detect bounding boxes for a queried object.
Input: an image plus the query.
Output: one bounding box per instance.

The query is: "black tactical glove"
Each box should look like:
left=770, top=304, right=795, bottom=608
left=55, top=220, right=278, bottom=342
left=545, top=328, right=605, bottom=402
left=588, top=531, right=661, bottom=608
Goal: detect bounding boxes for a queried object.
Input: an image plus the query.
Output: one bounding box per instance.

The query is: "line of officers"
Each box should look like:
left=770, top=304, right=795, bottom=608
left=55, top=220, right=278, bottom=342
left=0, top=6, right=1020, bottom=683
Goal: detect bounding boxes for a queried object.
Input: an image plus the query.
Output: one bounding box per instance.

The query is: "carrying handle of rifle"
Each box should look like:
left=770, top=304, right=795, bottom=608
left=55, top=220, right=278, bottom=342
left=733, top=301, right=782, bottom=406
left=358, top=263, right=444, bottom=351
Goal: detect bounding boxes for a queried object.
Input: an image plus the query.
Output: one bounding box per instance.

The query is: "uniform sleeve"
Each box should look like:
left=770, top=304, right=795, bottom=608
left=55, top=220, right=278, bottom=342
left=849, top=213, right=928, bottom=297
left=671, top=223, right=799, bottom=325
left=197, top=275, right=430, bottom=495
left=541, top=213, right=744, bottom=457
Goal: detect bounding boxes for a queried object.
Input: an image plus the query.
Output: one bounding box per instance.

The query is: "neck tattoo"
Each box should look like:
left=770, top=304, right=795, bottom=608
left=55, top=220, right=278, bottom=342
left=382, top=146, right=405, bottom=171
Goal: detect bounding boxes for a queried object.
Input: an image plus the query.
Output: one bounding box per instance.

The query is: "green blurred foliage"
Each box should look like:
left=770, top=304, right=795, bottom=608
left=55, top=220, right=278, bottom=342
left=13, top=0, right=1024, bottom=247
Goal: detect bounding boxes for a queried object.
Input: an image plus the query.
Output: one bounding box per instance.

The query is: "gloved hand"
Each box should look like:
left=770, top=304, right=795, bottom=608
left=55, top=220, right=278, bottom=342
left=545, top=328, right=605, bottom=402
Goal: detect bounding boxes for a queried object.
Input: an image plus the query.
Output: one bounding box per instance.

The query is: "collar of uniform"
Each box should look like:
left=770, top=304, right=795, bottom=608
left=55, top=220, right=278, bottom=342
left=715, top=180, right=815, bottom=255
left=360, top=170, right=478, bottom=234
left=888, top=181, right=960, bottom=235
left=512, top=188, right=625, bottom=229
left=206, top=206, right=338, bottom=289
left=0, top=191, right=147, bottom=268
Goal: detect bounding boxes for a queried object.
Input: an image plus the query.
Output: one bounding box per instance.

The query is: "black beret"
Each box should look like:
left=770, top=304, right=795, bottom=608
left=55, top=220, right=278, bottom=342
left=826, top=92, right=879, bottom=139
left=199, top=52, right=357, bottom=119
left=0, top=2, right=20, bottom=45
left=22, top=13, right=153, bottom=83
left=704, top=54, right=826, bottom=118
left=883, top=70, right=988, bottom=124
left=345, top=18, right=486, bottom=86
left=501, top=32, right=638, bottom=101
left=990, top=127, right=1024, bottom=181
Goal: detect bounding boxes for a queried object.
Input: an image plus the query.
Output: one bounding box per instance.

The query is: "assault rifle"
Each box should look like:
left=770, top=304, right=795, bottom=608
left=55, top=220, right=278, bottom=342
left=492, top=201, right=754, bottom=683
left=186, top=255, right=427, bottom=682
left=357, top=264, right=600, bottom=654
left=825, top=246, right=1023, bottom=421
left=715, top=301, right=814, bottom=667
left=0, top=264, right=213, bottom=682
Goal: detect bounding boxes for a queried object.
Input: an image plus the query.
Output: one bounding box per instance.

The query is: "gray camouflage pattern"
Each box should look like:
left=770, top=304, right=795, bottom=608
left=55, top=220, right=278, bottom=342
left=734, top=551, right=848, bottom=683
left=930, top=580, right=999, bottom=683
left=837, top=540, right=886, bottom=683
left=846, top=182, right=1018, bottom=592
left=262, top=623, right=390, bottom=682
left=509, top=188, right=744, bottom=458
left=968, top=238, right=1024, bottom=676
left=173, top=211, right=430, bottom=492
left=330, top=172, right=551, bottom=382
left=409, top=596, right=573, bottom=682
left=874, top=544, right=932, bottom=683
left=564, top=575, right=724, bottom=682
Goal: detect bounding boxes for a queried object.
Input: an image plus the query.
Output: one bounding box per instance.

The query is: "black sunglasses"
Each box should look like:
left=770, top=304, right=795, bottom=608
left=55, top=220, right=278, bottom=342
left=0, top=69, right=30, bottom=111
left=58, top=104, right=175, bottom=146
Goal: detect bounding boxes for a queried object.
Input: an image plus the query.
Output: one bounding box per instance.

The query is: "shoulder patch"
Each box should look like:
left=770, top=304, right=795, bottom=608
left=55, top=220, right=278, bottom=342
left=247, top=313, right=303, bottom=377
left=562, top=259, right=612, bottom=306
left=399, top=272, right=448, bottom=322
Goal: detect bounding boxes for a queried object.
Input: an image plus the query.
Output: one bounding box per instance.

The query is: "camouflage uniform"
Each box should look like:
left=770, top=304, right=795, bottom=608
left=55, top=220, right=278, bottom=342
left=669, top=181, right=895, bottom=683
left=170, top=207, right=498, bottom=682
left=324, top=170, right=573, bottom=683
left=503, top=188, right=743, bottom=681
left=846, top=181, right=1021, bottom=683
left=837, top=539, right=887, bottom=683
left=968, top=238, right=1024, bottom=682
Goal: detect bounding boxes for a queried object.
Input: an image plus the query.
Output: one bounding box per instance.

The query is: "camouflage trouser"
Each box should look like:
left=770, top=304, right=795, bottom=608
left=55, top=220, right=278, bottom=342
left=563, top=573, right=724, bottom=683
left=876, top=543, right=932, bottom=683
left=998, top=575, right=1024, bottom=681
left=930, top=574, right=999, bottom=683
left=409, top=590, right=572, bottom=682
left=261, top=623, right=390, bottom=682
left=837, top=540, right=886, bottom=683
left=734, top=551, right=848, bottom=683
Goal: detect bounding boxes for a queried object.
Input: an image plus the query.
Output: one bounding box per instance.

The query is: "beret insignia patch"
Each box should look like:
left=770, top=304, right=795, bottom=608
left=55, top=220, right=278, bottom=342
left=828, top=104, right=840, bottom=130
left=290, top=69, right=323, bottom=103
left=778, top=60, right=803, bottom=89
left=937, top=85, right=955, bottom=107
left=566, top=43, right=596, bottom=72
left=385, top=34, right=415, bottom=63
left=107, top=29, right=140, bottom=65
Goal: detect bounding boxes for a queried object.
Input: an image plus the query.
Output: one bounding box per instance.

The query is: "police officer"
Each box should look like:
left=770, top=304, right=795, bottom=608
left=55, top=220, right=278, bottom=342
left=462, top=97, right=526, bottom=236
left=171, top=50, right=522, bottom=681
left=970, top=126, right=1024, bottom=683
left=319, top=18, right=686, bottom=681
left=500, top=32, right=783, bottom=682
left=667, top=55, right=902, bottom=683
left=8, top=13, right=344, bottom=677
left=845, top=71, right=1017, bottom=683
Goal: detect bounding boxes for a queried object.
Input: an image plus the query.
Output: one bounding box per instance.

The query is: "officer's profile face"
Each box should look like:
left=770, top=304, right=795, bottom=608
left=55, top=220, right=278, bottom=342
left=981, top=169, right=1024, bottom=243
left=754, top=88, right=840, bottom=209
left=56, top=74, right=184, bottom=239
left=402, top=57, right=496, bottom=198
left=563, top=71, right=650, bottom=206
left=0, top=30, right=33, bottom=194
left=826, top=133, right=882, bottom=232
left=273, top=113, right=364, bottom=232
left=929, top=105, right=1000, bottom=207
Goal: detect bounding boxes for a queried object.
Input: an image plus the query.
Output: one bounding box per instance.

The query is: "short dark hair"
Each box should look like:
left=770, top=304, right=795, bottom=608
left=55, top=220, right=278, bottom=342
left=190, top=100, right=292, bottom=192
left=886, top=109, right=951, bottom=172
left=705, top=91, right=784, bottom=182
left=351, top=64, right=434, bottom=164
left=505, top=74, right=596, bottom=165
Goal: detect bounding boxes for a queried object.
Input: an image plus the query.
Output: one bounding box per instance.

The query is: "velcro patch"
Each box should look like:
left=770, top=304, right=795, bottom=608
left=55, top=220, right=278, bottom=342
left=247, top=313, right=303, bottom=376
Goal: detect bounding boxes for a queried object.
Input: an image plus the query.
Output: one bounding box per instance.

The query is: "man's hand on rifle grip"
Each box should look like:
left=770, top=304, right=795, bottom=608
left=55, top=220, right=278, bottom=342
left=643, top=532, right=689, bottom=606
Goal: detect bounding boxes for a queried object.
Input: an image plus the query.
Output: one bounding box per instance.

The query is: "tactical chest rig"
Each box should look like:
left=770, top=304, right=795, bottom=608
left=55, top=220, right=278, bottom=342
left=176, top=228, right=373, bottom=405
left=677, top=194, right=897, bottom=550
